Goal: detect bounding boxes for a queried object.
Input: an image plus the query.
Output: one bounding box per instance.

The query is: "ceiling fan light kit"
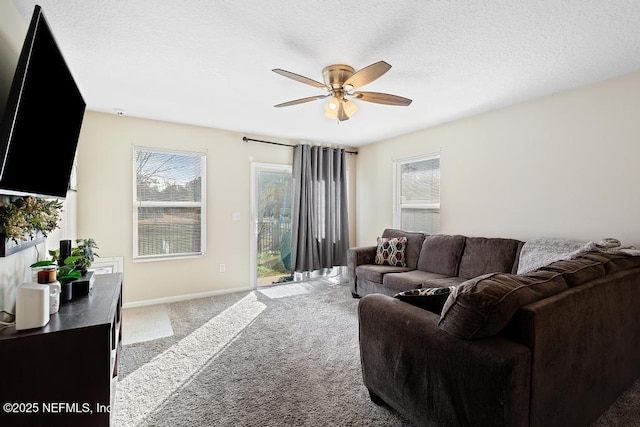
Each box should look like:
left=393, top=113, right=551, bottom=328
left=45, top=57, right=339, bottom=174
left=273, top=60, right=412, bottom=122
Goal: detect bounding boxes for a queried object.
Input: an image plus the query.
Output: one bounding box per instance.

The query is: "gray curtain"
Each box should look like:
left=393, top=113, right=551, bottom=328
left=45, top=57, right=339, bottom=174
left=291, top=144, right=349, bottom=273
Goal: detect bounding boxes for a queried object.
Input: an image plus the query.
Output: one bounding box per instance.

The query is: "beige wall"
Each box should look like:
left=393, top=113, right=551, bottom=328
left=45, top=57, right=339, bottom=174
left=77, top=112, right=357, bottom=305
left=356, top=70, right=640, bottom=248
left=0, top=0, right=24, bottom=119
left=0, top=1, right=35, bottom=314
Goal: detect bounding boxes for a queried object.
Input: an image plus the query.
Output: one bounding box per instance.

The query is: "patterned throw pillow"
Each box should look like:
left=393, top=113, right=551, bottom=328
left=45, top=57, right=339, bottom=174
left=375, top=237, right=407, bottom=267
left=394, top=286, right=456, bottom=314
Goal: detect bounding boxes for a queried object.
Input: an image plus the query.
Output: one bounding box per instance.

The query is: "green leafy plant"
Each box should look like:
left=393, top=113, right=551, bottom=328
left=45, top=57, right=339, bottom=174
left=47, top=238, right=99, bottom=275
left=72, top=238, right=99, bottom=272
left=0, top=196, right=63, bottom=243
left=30, top=256, right=83, bottom=283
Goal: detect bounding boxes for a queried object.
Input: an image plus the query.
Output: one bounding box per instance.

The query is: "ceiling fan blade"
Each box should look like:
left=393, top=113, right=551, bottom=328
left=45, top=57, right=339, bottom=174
left=351, top=91, right=412, bottom=106
left=343, top=61, right=392, bottom=89
left=272, top=68, right=330, bottom=90
left=274, top=94, right=329, bottom=108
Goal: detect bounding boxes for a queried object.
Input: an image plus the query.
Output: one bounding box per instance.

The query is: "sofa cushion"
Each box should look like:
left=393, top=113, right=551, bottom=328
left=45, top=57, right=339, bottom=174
left=375, top=237, right=407, bottom=267
left=438, top=270, right=568, bottom=339
left=579, top=251, right=640, bottom=274
left=381, top=229, right=427, bottom=270
left=458, top=237, right=524, bottom=279
left=417, top=234, right=466, bottom=276
left=539, top=257, right=606, bottom=287
left=356, top=264, right=412, bottom=284
left=422, top=277, right=468, bottom=288
left=383, top=270, right=452, bottom=291
left=394, top=286, right=457, bottom=314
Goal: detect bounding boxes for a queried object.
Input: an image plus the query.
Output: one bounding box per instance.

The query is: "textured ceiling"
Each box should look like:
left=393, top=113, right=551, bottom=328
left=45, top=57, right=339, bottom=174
left=10, top=0, right=640, bottom=147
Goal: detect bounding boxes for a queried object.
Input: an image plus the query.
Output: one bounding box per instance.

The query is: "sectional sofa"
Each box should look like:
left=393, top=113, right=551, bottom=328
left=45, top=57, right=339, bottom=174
left=351, top=229, right=640, bottom=426
left=347, top=229, right=523, bottom=298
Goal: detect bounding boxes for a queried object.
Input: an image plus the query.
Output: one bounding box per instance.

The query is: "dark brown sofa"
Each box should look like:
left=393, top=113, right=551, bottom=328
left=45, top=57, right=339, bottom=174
left=347, top=228, right=524, bottom=298
left=357, top=245, right=640, bottom=426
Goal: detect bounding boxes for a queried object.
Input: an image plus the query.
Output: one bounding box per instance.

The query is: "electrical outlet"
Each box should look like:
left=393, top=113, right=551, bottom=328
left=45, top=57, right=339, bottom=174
left=219, top=264, right=226, bottom=273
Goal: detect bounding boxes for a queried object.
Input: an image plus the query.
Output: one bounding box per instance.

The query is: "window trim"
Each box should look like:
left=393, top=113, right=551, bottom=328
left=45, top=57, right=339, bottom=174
left=132, top=145, right=207, bottom=262
left=393, top=153, right=441, bottom=232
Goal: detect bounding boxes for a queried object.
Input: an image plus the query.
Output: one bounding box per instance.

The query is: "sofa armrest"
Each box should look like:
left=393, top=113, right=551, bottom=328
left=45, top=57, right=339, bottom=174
left=358, top=294, right=531, bottom=427
left=504, top=266, right=640, bottom=427
left=347, top=245, right=377, bottom=295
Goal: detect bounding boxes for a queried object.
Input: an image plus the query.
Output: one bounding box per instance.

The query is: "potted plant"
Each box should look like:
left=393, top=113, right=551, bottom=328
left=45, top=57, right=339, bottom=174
left=30, top=255, right=83, bottom=303
left=72, top=238, right=99, bottom=275
left=31, top=256, right=82, bottom=281
left=47, top=238, right=99, bottom=276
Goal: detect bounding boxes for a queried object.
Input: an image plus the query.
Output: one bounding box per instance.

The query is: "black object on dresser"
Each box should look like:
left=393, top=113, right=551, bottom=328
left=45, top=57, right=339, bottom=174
left=0, top=273, right=122, bottom=427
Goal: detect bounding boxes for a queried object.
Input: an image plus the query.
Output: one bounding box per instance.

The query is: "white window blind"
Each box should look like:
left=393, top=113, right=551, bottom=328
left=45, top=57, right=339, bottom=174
left=394, top=154, right=440, bottom=233
left=133, top=146, right=206, bottom=260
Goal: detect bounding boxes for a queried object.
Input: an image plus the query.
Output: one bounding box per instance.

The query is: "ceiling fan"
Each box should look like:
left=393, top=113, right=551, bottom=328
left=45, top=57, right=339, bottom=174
left=272, top=61, right=412, bottom=121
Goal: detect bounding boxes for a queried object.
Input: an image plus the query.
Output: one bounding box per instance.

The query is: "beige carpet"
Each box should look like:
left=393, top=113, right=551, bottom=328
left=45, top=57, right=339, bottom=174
left=122, top=305, right=174, bottom=345
left=114, top=280, right=639, bottom=426
left=257, top=279, right=331, bottom=299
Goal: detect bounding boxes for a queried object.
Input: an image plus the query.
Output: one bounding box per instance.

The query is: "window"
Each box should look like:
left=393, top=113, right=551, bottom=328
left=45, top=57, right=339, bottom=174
left=394, top=154, right=440, bottom=233
left=91, top=256, right=124, bottom=274
left=133, top=146, right=206, bottom=260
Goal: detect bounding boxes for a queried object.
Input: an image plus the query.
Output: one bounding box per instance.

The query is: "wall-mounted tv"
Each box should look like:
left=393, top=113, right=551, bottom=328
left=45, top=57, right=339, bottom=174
left=0, top=4, right=85, bottom=199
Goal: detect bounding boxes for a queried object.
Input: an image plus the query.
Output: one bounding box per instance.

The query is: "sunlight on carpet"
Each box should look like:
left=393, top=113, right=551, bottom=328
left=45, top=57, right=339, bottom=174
left=122, top=305, right=174, bottom=345
left=113, top=292, right=266, bottom=427
left=257, top=280, right=332, bottom=299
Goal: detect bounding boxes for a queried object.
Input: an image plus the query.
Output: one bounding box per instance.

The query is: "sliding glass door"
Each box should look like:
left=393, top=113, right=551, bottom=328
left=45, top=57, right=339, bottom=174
left=251, top=163, right=293, bottom=287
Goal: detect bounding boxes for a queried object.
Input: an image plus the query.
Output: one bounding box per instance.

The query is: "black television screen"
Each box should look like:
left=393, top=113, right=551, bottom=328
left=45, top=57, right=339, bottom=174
left=0, top=5, right=85, bottom=199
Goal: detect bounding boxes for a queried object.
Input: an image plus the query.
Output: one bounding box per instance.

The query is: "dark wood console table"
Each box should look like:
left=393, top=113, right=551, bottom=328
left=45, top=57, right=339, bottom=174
left=0, top=273, right=122, bottom=427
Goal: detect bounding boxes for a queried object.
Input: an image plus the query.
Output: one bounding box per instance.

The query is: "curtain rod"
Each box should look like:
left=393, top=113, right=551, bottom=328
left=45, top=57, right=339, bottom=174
left=242, top=137, right=358, bottom=155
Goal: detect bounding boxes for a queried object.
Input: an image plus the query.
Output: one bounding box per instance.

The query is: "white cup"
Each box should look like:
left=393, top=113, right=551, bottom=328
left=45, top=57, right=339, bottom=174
left=48, top=281, right=61, bottom=314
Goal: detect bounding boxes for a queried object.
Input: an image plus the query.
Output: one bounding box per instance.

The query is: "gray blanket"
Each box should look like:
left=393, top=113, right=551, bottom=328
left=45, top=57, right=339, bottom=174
left=517, top=237, right=640, bottom=274
left=517, top=238, right=596, bottom=274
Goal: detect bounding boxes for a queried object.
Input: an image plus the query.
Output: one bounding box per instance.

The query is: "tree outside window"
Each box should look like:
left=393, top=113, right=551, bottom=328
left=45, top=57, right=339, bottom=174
left=134, top=147, right=206, bottom=259
left=394, top=155, right=440, bottom=233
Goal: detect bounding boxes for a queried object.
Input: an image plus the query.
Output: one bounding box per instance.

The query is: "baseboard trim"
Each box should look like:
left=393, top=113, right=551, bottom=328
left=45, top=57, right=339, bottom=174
left=123, top=286, right=254, bottom=309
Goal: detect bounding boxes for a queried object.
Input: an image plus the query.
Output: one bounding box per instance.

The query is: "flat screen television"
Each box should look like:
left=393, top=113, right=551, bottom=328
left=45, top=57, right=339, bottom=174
left=0, top=4, right=85, bottom=199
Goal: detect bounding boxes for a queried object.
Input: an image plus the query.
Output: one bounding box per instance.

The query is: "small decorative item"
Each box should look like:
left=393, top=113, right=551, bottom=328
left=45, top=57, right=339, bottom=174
left=36, top=268, right=61, bottom=314
left=59, top=239, right=72, bottom=266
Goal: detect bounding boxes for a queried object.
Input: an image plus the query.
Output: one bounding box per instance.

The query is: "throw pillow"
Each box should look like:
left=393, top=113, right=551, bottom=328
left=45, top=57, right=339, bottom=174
left=375, top=237, right=407, bottom=267
left=394, top=286, right=456, bottom=314
left=438, top=270, right=568, bottom=340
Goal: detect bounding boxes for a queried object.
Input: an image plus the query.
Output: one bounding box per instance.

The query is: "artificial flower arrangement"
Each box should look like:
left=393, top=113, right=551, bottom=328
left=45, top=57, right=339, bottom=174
left=0, top=196, right=63, bottom=243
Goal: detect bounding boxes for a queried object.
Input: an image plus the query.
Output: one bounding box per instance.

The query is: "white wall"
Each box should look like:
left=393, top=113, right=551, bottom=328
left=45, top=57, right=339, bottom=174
left=356, top=70, right=640, bottom=248
left=76, top=112, right=357, bottom=305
